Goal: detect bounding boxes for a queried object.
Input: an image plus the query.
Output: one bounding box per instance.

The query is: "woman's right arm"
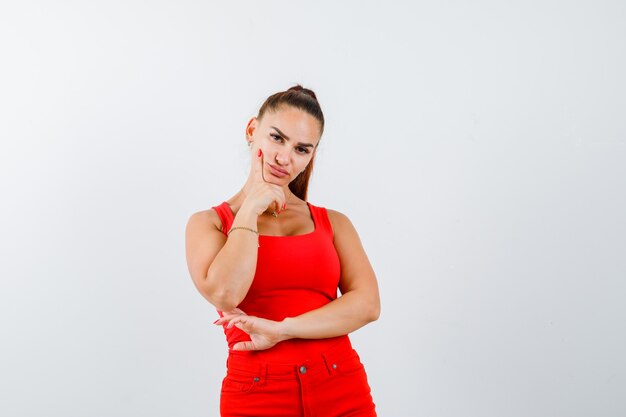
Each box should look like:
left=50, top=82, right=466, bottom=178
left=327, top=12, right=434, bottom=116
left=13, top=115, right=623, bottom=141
left=185, top=206, right=259, bottom=311
left=185, top=145, right=285, bottom=311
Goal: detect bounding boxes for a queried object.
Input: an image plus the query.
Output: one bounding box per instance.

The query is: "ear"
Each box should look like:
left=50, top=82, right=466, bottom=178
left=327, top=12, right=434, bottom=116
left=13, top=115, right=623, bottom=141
left=245, top=116, right=258, bottom=141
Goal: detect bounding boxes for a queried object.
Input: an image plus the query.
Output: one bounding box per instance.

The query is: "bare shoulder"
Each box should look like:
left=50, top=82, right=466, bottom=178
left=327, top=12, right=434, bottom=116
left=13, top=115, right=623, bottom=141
left=186, top=208, right=223, bottom=234
left=325, top=208, right=359, bottom=237
left=326, top=208, right=349, bottom=225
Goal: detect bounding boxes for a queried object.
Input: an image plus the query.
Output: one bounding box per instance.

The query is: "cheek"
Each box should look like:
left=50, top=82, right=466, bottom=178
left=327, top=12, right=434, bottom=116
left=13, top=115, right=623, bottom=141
left=298, top=156, right=313, bottom=172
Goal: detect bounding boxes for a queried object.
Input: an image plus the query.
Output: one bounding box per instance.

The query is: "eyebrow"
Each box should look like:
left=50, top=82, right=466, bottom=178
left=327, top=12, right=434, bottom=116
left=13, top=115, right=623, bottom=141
left=270, top=126, right=315, bottom=148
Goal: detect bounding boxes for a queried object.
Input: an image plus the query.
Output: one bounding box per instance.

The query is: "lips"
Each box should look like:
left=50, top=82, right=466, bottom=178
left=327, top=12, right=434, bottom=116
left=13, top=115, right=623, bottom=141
left=268, top=163, right=289, bottom=177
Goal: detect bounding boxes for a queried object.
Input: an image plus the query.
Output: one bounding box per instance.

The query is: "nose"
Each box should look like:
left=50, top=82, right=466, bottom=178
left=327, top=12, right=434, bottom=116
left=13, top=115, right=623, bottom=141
left=275, top=149, right=290, bottom=166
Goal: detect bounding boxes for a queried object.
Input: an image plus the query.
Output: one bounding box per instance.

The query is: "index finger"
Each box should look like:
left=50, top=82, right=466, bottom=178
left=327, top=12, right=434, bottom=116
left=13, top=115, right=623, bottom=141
left=250, top=141, right=269, bottom=183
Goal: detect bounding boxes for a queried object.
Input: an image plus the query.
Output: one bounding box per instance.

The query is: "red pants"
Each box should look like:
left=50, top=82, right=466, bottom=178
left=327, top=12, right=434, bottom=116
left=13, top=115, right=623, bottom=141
left=220, top=338, right=377, bottom=417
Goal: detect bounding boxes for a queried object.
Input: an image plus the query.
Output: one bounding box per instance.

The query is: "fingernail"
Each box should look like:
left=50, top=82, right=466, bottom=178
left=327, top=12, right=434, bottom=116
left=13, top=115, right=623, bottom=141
left=283, top=203, right=286, bottom=210
left=213, top=319, right=220, bottom=324
left=258, top=149, right=262, bottom=157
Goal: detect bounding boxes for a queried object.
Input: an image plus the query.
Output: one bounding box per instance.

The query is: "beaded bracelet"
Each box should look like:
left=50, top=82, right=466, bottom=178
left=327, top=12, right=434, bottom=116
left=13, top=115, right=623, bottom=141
left=227, top=227, right=260, bottom=247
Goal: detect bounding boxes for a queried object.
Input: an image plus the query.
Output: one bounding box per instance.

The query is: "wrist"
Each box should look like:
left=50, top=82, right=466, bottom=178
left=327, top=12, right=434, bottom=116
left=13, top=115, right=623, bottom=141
left=233, top=204, right=259, bottom=226
left=239, top=202, right=262, bottom=219
left=278, top=317, right=296, bottom=341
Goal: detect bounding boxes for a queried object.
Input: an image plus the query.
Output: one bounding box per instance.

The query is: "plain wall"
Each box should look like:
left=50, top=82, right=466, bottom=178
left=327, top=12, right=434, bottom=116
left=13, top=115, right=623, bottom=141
left=1, top=1, right=624, bottom=416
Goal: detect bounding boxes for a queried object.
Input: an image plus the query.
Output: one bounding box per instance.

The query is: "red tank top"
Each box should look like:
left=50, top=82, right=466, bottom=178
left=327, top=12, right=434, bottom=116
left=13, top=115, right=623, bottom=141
left=211, top=201, right=350, bottom=362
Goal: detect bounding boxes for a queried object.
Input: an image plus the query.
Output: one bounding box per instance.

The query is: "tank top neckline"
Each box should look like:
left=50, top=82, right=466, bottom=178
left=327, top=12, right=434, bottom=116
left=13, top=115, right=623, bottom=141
left=222, top=201, right=318, bottom=238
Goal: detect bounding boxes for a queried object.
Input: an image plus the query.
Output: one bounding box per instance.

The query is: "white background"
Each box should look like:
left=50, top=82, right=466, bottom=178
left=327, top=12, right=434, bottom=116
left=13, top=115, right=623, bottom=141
left=1, top=1, right=625, bottom=416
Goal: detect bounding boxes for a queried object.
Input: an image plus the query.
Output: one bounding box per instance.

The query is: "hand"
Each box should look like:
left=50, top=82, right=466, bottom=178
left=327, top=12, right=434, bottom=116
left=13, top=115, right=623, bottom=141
left=214, top=308, right=288, bottom=351
left=241, top=142, right=286, bottom=217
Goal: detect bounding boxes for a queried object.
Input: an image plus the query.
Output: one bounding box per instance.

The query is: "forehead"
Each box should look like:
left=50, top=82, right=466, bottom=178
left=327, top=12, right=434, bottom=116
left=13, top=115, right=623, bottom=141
left=260, top=107, right=321, bottom=145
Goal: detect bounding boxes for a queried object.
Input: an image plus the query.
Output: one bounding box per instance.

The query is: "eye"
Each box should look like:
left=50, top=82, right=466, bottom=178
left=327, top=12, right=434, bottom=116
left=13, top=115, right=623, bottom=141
left=271, top=133, right=310, bottom=154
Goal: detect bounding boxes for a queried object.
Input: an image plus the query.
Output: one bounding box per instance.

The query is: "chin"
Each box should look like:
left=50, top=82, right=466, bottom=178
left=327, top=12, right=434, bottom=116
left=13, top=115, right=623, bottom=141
left=267, top=178, right=288, bottom=185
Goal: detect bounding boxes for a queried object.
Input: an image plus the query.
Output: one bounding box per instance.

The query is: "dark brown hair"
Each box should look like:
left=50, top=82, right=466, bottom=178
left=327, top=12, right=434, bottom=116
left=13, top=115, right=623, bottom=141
left=256, top=84, right=324, bottom=201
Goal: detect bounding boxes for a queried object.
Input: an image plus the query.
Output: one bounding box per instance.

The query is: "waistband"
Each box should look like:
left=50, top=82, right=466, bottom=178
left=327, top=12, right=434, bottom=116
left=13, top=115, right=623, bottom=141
left=225, top=337, right=358, bottom=380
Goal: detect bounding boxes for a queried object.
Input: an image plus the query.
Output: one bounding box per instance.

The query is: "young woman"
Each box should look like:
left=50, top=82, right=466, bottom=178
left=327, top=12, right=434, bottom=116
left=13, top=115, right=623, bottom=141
left=185, top=85, right=380, bottom=416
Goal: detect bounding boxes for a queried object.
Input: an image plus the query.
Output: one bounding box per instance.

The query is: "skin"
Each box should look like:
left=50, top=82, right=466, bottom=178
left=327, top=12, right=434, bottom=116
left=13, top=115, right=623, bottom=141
left=185, top=105, right=381, bottom=351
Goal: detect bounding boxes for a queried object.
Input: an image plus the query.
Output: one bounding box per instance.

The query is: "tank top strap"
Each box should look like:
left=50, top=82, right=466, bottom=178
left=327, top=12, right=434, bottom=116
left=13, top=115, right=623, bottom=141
left=307, top=201, right=334, bottom=239
left=211, top=202, right=234, bottom=235
left=213, top=200, right=332, bottom=238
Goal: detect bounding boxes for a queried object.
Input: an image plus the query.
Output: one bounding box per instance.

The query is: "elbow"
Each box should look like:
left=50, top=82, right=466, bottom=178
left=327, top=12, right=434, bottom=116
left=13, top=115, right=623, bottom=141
left=203, top=269, right=241, bottom=312
left=213, top=298, right=239, bottom=313
left=366, top=299, right=381, bottom=323
left=205, top=288, right=240, bottom=312
left=369, top=307, right=381, bottom=323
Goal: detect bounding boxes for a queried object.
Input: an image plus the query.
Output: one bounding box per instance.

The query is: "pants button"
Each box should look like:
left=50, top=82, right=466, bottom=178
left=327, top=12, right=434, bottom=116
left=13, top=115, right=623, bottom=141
left=332, top=363, right=337, bottom=369
left=299, top=366, right=307, bottom=374
left=253, top=377, right=260, bottom=382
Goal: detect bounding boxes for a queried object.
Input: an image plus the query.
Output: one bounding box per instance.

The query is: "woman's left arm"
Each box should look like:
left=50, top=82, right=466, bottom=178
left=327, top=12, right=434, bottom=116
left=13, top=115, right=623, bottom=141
left=280, top=209, right=381, bottom=338
left=217, top=209, right=380, bottom=350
